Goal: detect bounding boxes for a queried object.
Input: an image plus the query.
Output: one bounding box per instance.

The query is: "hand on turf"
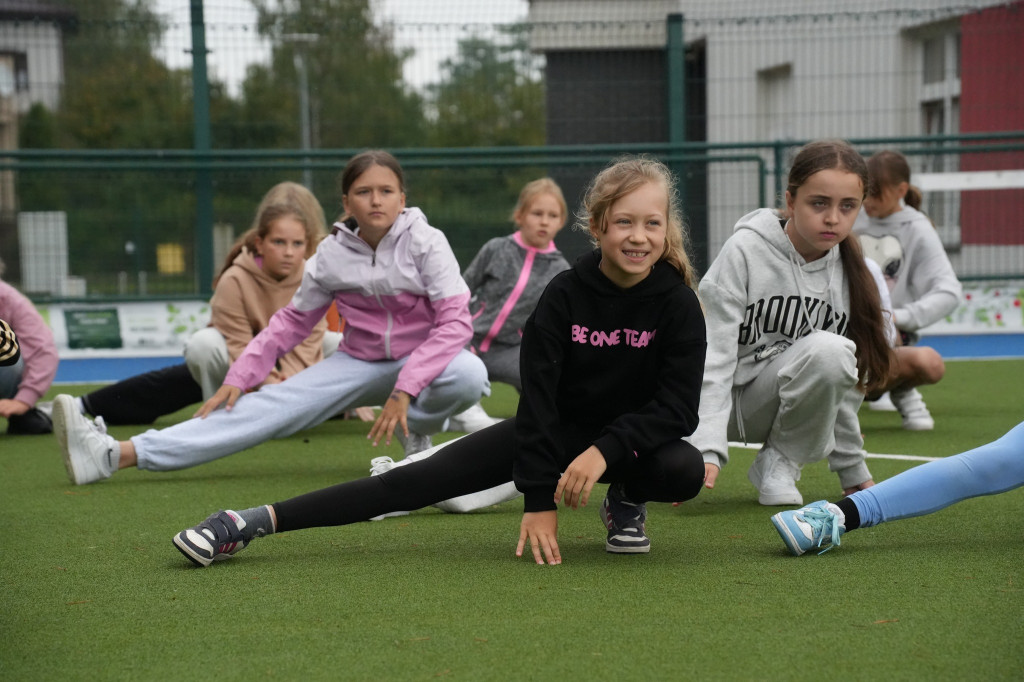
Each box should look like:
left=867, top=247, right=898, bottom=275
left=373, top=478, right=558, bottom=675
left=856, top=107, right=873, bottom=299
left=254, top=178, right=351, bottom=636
left=194, top=385, right=242, bottom=418
left=554, top=445, right=606, bottom=510
left=516, top=510, right=561, bottom=565
left=703, top=462, right=721, bottom=489
left=843, top=478, right=874, bottom=497
left=0, top=398, right=30, bottom=418
left=368, top=389, right=411, bottom=447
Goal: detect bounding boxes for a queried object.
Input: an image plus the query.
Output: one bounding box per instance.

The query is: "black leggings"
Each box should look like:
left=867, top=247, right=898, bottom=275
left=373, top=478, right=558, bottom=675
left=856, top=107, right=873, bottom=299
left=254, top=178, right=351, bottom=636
left=82, top=363, right=203, bottom=425
left=273, top=418, right=705, bottom=532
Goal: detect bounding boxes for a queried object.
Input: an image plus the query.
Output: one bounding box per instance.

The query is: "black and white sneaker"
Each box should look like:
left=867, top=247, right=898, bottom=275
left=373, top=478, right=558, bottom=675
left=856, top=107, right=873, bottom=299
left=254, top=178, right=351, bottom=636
left=600, top=483, right=650, bottom=554
left=173, top=510, right=249, bottom=567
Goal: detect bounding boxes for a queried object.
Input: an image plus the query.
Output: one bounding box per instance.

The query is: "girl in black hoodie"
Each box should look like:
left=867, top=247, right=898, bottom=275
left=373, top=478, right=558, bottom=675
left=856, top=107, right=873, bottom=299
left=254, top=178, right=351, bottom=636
left=173, top=157, right=708, bottom=568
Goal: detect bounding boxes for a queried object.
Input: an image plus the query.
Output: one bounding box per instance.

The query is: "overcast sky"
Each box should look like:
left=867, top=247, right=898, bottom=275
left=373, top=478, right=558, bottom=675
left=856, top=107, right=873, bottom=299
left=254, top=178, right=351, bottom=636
left=153, top=0, right=530, bottom=93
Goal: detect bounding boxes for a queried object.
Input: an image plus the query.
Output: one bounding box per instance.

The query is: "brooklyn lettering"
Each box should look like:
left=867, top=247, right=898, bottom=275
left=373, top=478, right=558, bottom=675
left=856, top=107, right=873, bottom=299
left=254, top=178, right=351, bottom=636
left=571, top=324, right=657, bottom=348
left=737, top=295, right=847, bottom=345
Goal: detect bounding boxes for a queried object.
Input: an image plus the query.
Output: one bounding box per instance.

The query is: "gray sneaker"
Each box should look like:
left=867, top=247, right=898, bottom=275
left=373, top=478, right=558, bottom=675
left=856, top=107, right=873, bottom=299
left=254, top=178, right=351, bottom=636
left=53, top=394, right=117, bottom=485
left=600, top=483, right=650, bottom=554
left=395, top=430, right=432, bottom=457
left=173, top=510, right=249, bottom=567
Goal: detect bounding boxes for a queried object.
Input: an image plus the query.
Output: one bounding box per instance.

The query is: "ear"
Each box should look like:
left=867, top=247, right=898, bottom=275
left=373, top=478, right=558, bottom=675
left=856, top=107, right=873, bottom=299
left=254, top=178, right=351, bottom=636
left=341, top=194, right=351, bottom=215
left=399, top=191, right=407, bottom=211
left=784, top=190, right=795, bottom=217
left=896, top=181, right=910, bottom=199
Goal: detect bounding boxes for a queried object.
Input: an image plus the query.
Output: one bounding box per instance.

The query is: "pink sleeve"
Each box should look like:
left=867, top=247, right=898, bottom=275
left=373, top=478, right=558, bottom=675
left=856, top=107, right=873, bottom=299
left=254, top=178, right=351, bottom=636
left=393, top=291, right=473, bottom=397
left=224, top=302, right=330, bottom=391
left=0, top=283, right=58, bottom=405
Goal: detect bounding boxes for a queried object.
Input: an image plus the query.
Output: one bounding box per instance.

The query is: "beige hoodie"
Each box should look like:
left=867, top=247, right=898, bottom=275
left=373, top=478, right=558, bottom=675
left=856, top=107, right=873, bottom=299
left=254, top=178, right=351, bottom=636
left=209, top=248, right=325, bottom=387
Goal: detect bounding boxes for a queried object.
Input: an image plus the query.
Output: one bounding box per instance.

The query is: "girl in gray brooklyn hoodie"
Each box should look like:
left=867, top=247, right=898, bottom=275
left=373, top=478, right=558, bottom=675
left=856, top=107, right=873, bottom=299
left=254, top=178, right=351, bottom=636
left=693, top=140, right=894, bottom=507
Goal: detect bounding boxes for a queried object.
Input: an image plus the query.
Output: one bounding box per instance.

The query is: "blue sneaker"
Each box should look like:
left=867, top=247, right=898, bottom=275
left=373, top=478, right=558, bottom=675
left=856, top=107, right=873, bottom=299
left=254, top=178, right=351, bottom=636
left=600, top=483, right=650, bottom=554
left=173, top=510, right=249, bottom=567
left=771, top=501, right=846, bottom=556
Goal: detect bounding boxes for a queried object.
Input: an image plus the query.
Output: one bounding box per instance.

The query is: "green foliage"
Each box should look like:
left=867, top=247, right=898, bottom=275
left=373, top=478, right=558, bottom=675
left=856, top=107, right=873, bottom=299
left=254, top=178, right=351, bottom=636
left=428, top=25, right=545, bottom=148
left=251, top=0, right=425, bottom=151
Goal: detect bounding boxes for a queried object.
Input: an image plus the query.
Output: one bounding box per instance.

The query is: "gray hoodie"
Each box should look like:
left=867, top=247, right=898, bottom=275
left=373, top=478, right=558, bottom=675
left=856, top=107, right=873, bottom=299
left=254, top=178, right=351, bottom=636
left=690, top=208, right=852, bottom=470
left=854, top=205, right=961, bottom=334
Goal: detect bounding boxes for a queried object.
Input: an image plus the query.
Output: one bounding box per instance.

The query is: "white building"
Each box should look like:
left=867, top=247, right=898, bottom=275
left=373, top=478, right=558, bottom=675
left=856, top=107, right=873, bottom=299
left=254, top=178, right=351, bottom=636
left=527, top=0, right=1023, bottom=277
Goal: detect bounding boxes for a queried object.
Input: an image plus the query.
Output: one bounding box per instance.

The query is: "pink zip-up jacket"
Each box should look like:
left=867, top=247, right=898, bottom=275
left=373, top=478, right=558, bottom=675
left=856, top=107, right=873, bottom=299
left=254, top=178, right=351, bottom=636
left=224, top=208, right=472, bottom=397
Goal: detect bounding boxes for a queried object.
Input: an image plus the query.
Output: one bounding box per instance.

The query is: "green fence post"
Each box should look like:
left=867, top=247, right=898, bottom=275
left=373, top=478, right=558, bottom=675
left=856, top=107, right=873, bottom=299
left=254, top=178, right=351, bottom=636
left=667, top=13, right=685, bottom=147
left=190, top=0, right=214, bottom=296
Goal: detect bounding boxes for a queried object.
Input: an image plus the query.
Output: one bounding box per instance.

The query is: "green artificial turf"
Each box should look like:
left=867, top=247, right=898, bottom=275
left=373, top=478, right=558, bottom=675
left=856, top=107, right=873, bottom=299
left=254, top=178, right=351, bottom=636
left=2, top=359, right=1022, bottom=680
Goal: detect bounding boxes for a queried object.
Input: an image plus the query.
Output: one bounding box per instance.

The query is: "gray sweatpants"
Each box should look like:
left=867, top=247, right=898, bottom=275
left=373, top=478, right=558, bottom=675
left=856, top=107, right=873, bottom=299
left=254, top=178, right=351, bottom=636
left=132, top=349, right=488, bottom=471
left=727, top=331, right=871, bottom=488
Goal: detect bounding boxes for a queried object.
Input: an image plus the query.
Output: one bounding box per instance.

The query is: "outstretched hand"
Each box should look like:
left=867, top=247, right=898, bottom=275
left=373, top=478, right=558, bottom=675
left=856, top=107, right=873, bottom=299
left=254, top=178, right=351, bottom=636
left=367, top=389, right=411, bottom=447
left=516, top=510, right=561, bottom=565
left=194, top=385, right=242, bottom=419
left=554, top=445, right=607, bottom=509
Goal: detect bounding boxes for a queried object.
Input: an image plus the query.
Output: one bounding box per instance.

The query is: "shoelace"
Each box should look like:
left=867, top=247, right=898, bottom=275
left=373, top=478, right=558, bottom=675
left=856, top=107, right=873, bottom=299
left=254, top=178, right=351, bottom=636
left=801, top=507, right=842, bottom=555
left=369, top=456, right=395, bottom=476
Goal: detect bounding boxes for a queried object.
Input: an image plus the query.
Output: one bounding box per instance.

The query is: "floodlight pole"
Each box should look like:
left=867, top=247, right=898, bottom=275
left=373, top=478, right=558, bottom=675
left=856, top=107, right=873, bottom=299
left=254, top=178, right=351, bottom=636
left=283, top=33, right=318, bottom=190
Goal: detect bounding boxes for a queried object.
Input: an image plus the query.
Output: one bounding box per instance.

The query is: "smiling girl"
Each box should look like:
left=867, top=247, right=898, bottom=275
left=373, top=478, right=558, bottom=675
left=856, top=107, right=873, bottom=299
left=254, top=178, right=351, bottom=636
left=170, top=156, right=708, bottom=568
left=58, top=151, right=489, bottom=485
left=696, top=139, right=894, bottom=507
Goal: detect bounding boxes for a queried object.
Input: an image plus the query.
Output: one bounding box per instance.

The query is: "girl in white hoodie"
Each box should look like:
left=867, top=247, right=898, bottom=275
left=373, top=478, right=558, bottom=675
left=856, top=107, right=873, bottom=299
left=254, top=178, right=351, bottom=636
left=856, top=150, right=962, bottom=431
left=696, top=140, right=894, bottom=507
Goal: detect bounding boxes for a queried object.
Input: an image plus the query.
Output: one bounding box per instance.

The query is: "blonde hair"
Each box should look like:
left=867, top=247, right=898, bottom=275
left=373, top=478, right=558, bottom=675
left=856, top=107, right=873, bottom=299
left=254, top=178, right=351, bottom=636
left=511, top=177, right=567, bottom=226
left=576, top=156, right=696, bottom=287
left=215, top=182, right=327, bottom=286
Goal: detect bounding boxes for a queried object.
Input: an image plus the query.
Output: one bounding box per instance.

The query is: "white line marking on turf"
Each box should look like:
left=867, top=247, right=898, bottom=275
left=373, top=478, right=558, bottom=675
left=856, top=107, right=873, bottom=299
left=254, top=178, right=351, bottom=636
left=727, top=441, right=940, bottom=462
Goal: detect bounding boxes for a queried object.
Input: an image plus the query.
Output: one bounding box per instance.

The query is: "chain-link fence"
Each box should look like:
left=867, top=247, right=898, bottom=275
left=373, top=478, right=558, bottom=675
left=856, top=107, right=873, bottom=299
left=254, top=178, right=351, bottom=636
left=0, top=0, right=1021, bottom=300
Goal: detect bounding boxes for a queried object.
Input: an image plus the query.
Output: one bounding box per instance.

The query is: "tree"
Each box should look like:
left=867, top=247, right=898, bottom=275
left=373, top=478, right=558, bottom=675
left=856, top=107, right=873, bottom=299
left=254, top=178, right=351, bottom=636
left=415, top=26, right=548, bottom=267
left=249, top=0, right=425, bottom=151
left=427, top=26, right=545, bottom=148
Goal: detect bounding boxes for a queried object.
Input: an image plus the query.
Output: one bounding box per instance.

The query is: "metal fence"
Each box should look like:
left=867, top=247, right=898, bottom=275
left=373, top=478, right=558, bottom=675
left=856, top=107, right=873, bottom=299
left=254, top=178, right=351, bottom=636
left=0, top=1, right=1021, bottom=300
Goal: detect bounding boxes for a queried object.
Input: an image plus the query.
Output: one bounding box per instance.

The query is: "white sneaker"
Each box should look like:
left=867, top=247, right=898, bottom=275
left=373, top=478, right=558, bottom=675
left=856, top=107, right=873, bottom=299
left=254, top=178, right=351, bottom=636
left=446, top=403, right=502, bottom=433
left=867, top=392, right=897, bottom=412
left=53, top=394, right=117, bottom=485
left=748, top=445, right=803, bottom=506
left=891, top=387, right=934, bottom=431
left=367, top=456, right=410, bottom=521
left=36, top=400, right=54, bottom=419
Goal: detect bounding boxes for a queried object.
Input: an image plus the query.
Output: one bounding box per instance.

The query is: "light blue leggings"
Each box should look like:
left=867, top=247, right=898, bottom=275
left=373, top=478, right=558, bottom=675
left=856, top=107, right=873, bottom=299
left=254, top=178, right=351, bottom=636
left=850, top=420, right=1024, bottom=528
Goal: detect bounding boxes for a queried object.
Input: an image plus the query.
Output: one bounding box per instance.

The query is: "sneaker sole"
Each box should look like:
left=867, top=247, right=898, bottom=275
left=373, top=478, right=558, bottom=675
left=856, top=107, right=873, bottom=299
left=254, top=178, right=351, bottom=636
left=53, top=395, right=81, bottom=485
left=172, top=531, right=214, bottom=567
left=369, top=510, right=411, bottom=522
left=770, top=514, right=807, bottom=556
left=605, top=541, right=651, bottom=554
left=758, top=491, right=803, bottom=506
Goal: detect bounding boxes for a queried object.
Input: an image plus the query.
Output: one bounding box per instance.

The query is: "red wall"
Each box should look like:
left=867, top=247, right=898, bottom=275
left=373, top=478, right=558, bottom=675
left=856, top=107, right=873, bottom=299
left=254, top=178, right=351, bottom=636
left=959, top=1, right=1024, bottom=245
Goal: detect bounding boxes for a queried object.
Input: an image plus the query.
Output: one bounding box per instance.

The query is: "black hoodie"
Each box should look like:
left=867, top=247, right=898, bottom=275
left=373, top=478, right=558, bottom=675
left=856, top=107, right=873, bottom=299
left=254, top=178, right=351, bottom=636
left=513, top=249, right=707, bottom=512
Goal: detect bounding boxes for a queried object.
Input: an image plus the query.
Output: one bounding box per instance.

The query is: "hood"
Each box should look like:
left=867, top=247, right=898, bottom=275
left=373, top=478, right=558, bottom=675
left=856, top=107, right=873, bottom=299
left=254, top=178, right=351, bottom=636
left=231, top=247, right=303, bottom=288
left=733, top=207, right=841, bottom=273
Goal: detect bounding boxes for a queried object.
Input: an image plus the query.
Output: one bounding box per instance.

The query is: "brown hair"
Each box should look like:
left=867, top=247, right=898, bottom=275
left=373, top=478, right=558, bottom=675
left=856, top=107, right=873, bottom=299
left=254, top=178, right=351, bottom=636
left=215, top=181, right=327, bottom=286
left=867, top=149, right=923, bottom=210
left=788, top=139, right=893, bottom=394
left=576, top=156, right=697, bottom=287
left=339, top=149, right=406, bottom=197
left=511, top=177, right=568, bottom=226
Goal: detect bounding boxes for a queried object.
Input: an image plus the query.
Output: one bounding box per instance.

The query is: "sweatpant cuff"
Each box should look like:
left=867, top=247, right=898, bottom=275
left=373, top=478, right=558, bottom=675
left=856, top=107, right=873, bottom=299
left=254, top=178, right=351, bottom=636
left=831, top=459, right=872, bottom=489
